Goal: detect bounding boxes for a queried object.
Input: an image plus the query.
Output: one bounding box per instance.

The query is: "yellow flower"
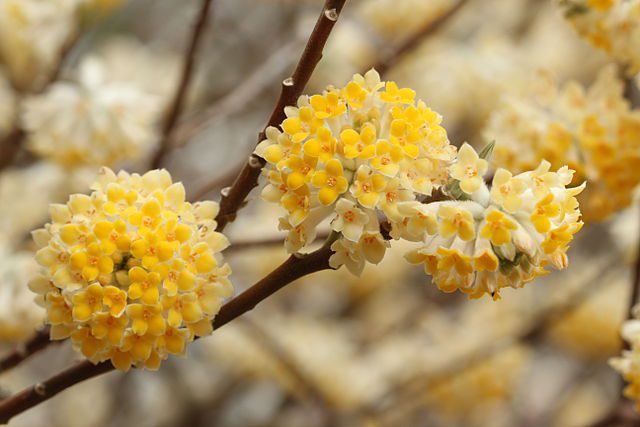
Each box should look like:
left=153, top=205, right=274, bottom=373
left=449, top=143, right=488, bottom=194
left=127, top=303, right=166, bottom=336
left=281, top=106, right=323, bottom=143
left=530, top=193, right=561, bottom=233
left=303, top=126, right=335, bottom=163
left=479, top=210, right=517, bottom=246
left=438, top=205, right=476, bottom=241
left=91, top=313, right=128, bottom=346
left=102, top=286, right=127, bottom=317
left=379, top=81, right=415, bottom=104
left=311, top=159, right=348, bottom=205
left=351, top=166, right=387, bottom=208
left=69, top=243, right=115, bottom=283
left=490, top=168, right=526, bottom=213
left=370, top=139, right=404, bottom=177
left=340, top=124, right=377, bottom=159
left=310, top=92, right=346, bottom=119
left=161, top=292, right=203, bottom=327
left=71, top=283, right=104, bottom=322
left=127, top=266, right=162, bottom=305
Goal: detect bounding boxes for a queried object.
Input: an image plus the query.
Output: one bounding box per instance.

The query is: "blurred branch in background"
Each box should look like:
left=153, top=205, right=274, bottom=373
left=365, top=257, right=626, bottom=425
left=371, top=0, right=470, bottom=75
left=238, top=318, right=336, bottom=425
left=150, top=0, right=215, bottom=169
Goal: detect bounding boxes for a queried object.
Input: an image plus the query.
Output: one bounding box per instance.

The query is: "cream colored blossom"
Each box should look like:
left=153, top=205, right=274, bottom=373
left=560, top=0, right=640, bottom=74
left=30, top=168, right=233, bottom=371
left=406, top=144, right=585, bottom=299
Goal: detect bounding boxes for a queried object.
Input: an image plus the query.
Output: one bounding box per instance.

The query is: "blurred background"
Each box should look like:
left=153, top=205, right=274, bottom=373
left=0, top=0, right=638, bottom=426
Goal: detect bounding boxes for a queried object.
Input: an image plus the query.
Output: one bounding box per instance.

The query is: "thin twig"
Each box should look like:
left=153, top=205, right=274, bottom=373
left=172, top=38, right=304, bottom=145
left=215, top=0, right=348, bottom=232
left=0, top=240, right=336, bottom=424
left=365, top=258, right=620, bottom=423
left=150, top=0, right=215, bottom=169
left=238, top=318, right=336, bottom=423
left=370, top=0, right=470, bottom=75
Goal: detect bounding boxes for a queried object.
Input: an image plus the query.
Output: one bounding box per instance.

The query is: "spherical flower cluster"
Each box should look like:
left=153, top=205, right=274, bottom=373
left=23, top=56, right=159, bottom=168
left=611, top=305, right=640, bottom=411
left=485, top=66, right=640, bottom=221
left=29, top=168, right=233, bottom=371
left=404, top=143, right=585, bottom=299
left=560, top=0, right=640, bottom=74
left=255, top=69, right=456, bottom=275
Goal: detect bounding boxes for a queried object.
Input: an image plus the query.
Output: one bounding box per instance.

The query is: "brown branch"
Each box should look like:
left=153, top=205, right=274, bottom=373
left=370, top=0, right=470, bottom=76
left=215, top=0, right=348, bottom=232
left=0, top=240, right=335, bottom=424
left=150, top=0, right=215, bottom=169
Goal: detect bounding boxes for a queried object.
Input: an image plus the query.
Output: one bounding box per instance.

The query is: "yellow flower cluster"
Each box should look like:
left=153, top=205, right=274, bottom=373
left=486, top=66, right=640, bottom=222
left=256, top=69, right=456, bottom=274
left=560, top=0, right=640, bottom=74
left=405, top=144, right=584, bottom=299
left=611, top=305, right=640, bottom=410
left=29, top=168, right=232, bottom=371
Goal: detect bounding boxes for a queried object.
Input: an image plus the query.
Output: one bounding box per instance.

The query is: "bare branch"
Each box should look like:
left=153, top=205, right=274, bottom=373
left=215, top=0, right=348, bottom=231
left=0, top=240, right=335, bottom=423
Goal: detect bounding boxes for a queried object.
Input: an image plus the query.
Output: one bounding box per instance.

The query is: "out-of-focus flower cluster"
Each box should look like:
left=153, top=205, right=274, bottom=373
left=256, top=69, right=456, bottom=274
left=486, top=66, right=640, bottom=221
left=30, top=168, right=233, bottom=371
left=0, top=0, right=177, bottom=170
left=0, top=0, right=122, bottom=91
left=406, top=143, right=584, bottom=299
left=611, top=304, right=640, bottom=411
left=560, top=0, right=640, bottom=74
left=0, top=244, right=44, bottom=342
left=23, top=57, right=159, bottom=168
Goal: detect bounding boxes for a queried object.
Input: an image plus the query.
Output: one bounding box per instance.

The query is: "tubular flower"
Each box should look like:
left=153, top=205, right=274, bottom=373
left=404, top=144, right=585, bottom=300
left=486, top=66, right=640, bottom=221
left=255, top=69, right=456, bottom=272
left=611, top=305, right=640, bottom=411
left=30, top=168, right=233, bottom=371
left=559, top=0, right=640, bottom=74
